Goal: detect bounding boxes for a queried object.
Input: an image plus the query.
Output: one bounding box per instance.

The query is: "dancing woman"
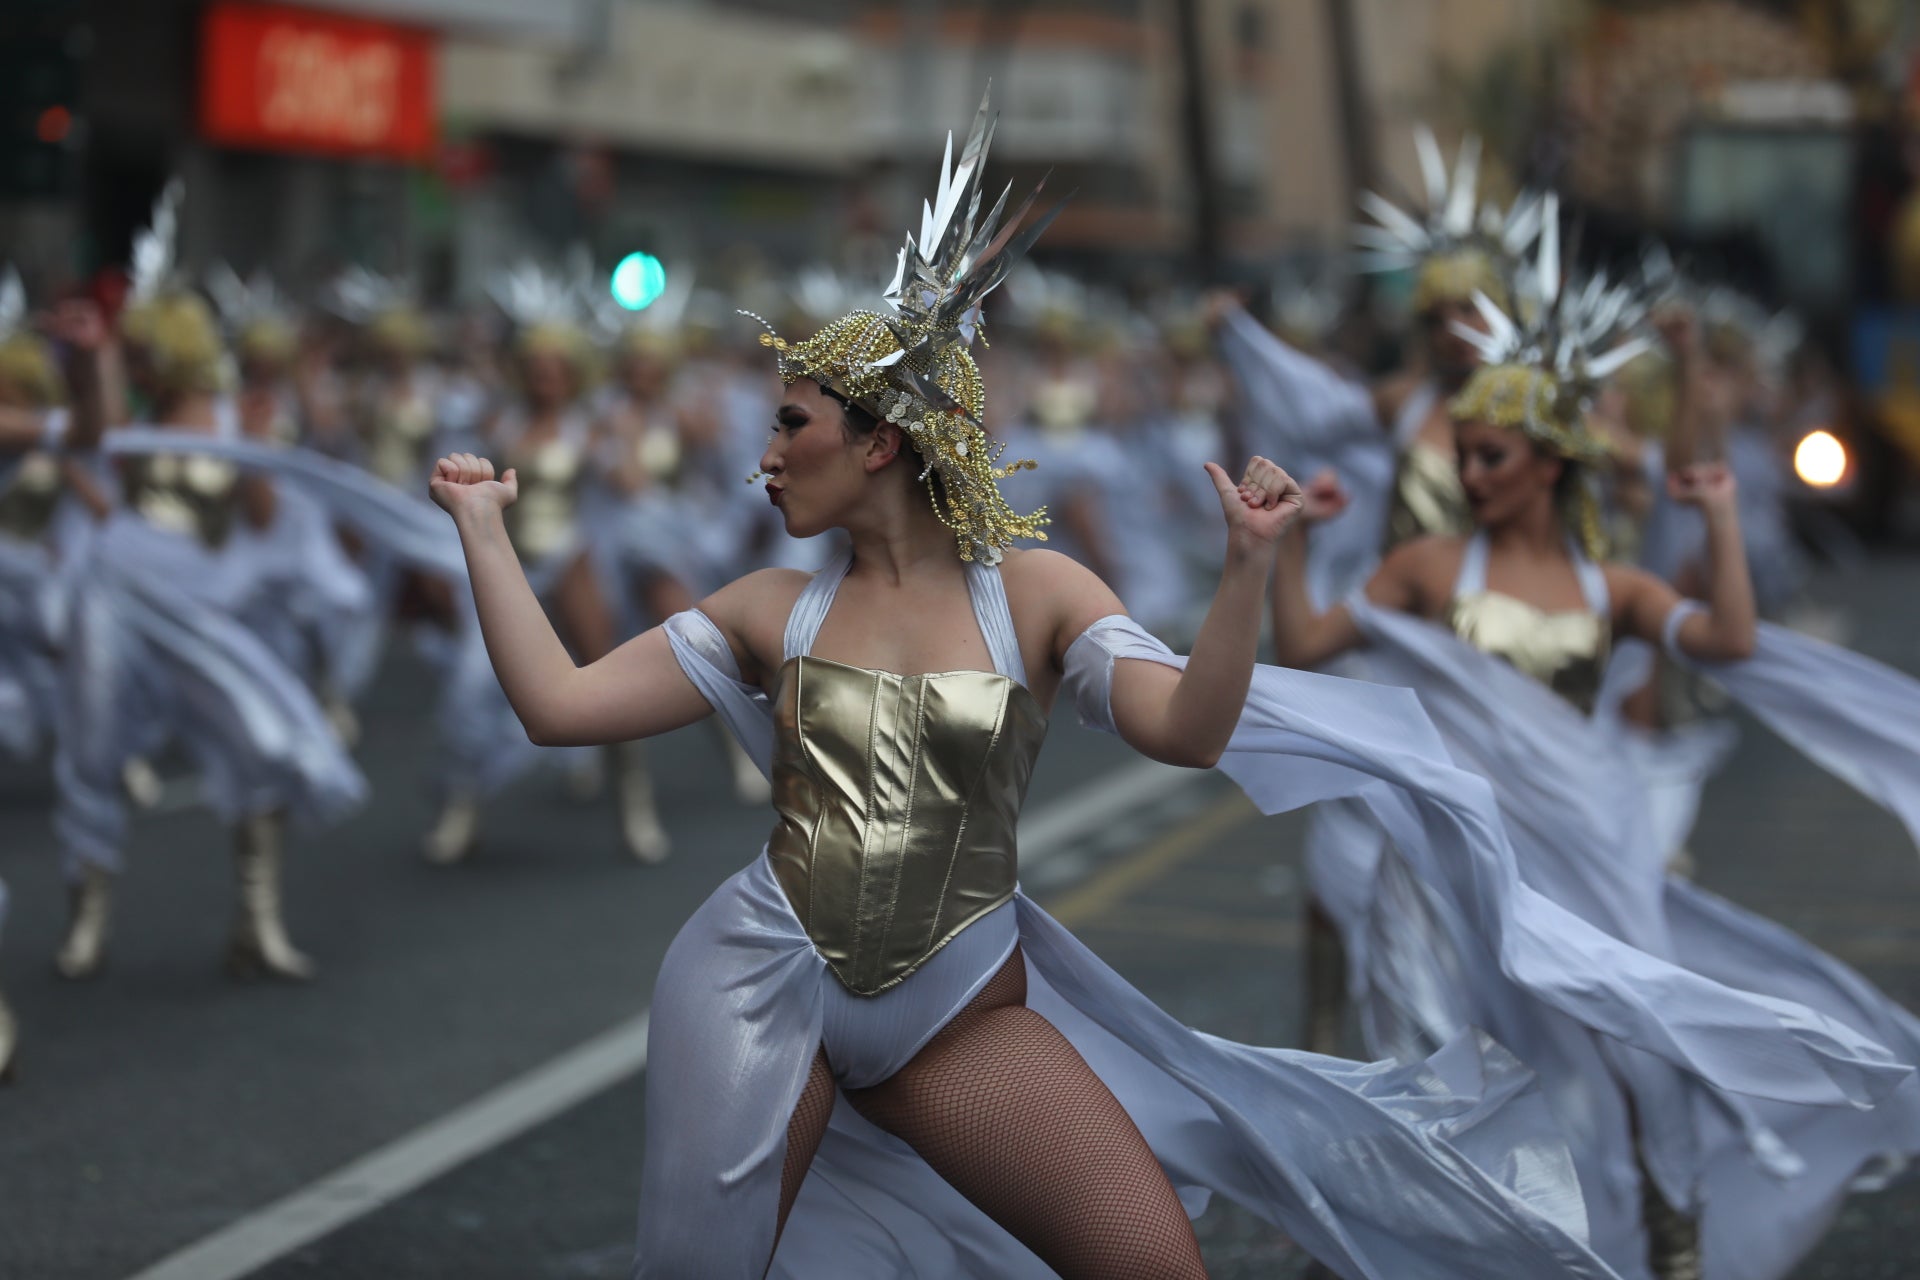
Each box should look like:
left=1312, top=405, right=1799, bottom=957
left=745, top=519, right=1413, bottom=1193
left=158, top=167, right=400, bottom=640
left=50, top=186, right=363, bottom=982
left=426, top=94, right=1920, bottom=1280
left=1267, top=236, right=1920, bottom=1279
left=0, top=285, right=112, bottom=1081
left=426, top=266, right=671, bottom=865
left=1209, top=130, right=1551, bottom=1058
left=426, top=95, right=1663, bottom=1280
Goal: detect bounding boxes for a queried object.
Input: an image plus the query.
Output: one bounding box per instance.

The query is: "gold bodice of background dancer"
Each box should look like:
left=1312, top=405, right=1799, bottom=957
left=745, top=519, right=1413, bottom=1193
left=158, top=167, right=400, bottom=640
left=125, top=451, right=241, bottom=548
left=767, top=655, right=1047, bottom=996
left=1387, top=444, right=1471, bottom=549
left=0, top=452, right=62, bottom=541
left=364, top=389, right=436, bottom=488
left=1446, top=591, right=1610, bottom=715
left=502, top=435, right=584, bottom=563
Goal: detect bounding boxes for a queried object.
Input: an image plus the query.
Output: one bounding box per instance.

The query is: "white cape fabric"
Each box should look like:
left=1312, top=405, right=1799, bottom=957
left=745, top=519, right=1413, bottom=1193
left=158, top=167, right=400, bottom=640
left=639, top=571, right=1622, bottom=1280
left=1343, top=599, right=1920, bottom=1280
left=1665, top=602, right=1920, bottom=855
left=1213, top=307, right=1396, bottom=608
left=51, top=511, right=366, bottom=875
left=101, top=427, right=467, bottom=580
left=632, top=551, right=1907, bottom=1280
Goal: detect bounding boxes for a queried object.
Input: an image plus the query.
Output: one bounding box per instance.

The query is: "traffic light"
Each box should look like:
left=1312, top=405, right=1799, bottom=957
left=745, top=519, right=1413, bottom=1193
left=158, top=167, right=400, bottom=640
left=611, top=252, right=667, bottom=312
left=0, top=2, right=85, bottom=199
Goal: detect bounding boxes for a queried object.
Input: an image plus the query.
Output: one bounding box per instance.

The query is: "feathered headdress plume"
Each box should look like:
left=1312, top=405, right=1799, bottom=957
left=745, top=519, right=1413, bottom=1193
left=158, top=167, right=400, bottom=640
left=1448, top=194, right=1653, bottom=557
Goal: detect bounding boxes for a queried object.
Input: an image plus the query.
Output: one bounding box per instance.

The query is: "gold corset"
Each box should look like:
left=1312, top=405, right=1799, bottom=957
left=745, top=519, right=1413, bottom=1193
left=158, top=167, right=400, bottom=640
left=125, top=452, right=241, bottom=548
left=767, top=655, right=1047, bottom=996
left=1386, top=444, right=1470, bottom=549
left=1446, top=591, right=1610, bottom=714
left=503, top=436, right=584, bottom=563
left=365, top=392, right=436, bottom=487
left=0, top=452, right=62, bottom=541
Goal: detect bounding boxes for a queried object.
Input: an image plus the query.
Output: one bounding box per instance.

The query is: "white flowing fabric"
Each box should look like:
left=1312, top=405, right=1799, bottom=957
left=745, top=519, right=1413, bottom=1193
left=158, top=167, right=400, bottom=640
left=100, top=428, right=468, bottom=580
left=1665, top=601, right=1920, bottom=853
left=0, top=535, right=61, bottom=759
left=1213, top=307, right=1395, bottom=608
left=51, top=511, right=366, bottom=877
left=1343, top=599, right=1920, bottom=1280
left=636, top=554, right=1620, bottom=1280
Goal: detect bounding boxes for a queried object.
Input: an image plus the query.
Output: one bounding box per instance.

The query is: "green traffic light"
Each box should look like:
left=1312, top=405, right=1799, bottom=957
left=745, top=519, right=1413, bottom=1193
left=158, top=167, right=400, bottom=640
left=611, top=252, right=667, bottom=311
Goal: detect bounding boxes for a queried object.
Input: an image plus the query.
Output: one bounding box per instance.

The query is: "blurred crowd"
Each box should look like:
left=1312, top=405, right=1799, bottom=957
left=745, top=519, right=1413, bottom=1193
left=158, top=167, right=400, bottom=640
left=0, top=152, right=1844, bottom=1094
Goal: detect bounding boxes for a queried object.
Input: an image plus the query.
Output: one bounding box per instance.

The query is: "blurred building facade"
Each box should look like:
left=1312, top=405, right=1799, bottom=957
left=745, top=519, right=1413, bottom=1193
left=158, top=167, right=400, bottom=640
left=0, top=0, right=1911, bottom=306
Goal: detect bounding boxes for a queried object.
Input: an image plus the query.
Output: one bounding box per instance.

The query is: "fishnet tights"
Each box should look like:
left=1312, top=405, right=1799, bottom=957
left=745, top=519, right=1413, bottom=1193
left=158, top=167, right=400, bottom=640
left=773, top=1048, right=837, bottom=1259
left=774, top=948, right=1207, bottom=1279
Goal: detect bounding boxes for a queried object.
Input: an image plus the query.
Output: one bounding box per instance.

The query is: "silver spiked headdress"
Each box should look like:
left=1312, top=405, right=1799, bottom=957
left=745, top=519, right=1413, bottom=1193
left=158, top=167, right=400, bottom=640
left=1448, top=194, right=1653, bottom=557
left=207, top=264, right=299, bottom=361
left=1355, top=127, right=1544, bottom=313
left=1449, top=194, right=1652, bottom=450
left=127, top=179, right=186, bottom=310
left=746, top=86, right=1066, bottom=562
left=0, top=268, right=24, bottom=345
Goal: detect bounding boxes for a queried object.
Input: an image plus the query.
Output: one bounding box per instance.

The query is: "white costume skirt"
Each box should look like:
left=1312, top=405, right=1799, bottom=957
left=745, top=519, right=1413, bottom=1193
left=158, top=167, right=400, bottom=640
left=51, top=513, right=365, bottom=876
left=634, top=850, right=1618, bottom=1280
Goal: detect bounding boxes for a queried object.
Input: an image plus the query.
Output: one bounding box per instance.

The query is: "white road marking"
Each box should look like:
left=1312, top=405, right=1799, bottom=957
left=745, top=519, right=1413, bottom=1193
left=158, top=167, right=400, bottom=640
left=122, top=756, right=1202, bottom=1280
left=125, top=1015, right=651, bottom=1280
left=1019, top=757, right=1197, bottom=868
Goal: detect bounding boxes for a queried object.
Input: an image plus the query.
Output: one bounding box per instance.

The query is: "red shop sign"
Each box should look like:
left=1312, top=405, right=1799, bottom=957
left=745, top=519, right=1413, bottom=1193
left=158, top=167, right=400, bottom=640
left=200, top=2, right=436, bottom=162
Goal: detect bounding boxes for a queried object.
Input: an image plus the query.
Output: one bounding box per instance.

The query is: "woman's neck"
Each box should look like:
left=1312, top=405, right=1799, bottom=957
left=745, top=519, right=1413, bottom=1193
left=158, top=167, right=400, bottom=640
left=520, top=399, right=570, bottom=434
left=1482, top=497, right=1566, bottom=558
left=842, top=482, right=963, bottom=588
left=159, top=391, right=221, bottom=431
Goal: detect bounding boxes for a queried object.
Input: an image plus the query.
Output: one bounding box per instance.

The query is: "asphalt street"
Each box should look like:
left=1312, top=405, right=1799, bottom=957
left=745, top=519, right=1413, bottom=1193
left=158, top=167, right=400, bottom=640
left=3, top=557, right=1919, bottom=1279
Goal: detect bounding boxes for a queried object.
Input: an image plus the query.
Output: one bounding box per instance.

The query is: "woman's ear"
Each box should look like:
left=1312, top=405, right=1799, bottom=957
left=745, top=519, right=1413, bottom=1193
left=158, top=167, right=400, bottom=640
left=1530, top=441, right=1565, bottom=487
left=863, top=422, right=905, bottom=473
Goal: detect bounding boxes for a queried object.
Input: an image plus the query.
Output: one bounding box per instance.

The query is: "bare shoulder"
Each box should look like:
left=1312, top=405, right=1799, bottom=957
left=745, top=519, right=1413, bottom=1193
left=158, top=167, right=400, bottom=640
left=998, top=546, right=1126, bottom=667
left=697, top=567, right=813, bottom=679
left=1371, top=370, right=1424, bottom=427
left=999, top=546, right=1121, bottom=616
left=1382, top=533, right=1462, bottom=576
left=1601, top=561, right=1668, bottom=626
left=1370, top=533, right=1464, bottom=616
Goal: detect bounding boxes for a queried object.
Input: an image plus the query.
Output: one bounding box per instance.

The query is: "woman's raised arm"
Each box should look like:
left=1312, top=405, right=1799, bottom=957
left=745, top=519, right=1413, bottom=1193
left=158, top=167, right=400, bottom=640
left=430, top=452, right=717, bottom=746
left=1610, top=462, right=1757, bottom=663
left=1050, top=457, right=1303, bottom=770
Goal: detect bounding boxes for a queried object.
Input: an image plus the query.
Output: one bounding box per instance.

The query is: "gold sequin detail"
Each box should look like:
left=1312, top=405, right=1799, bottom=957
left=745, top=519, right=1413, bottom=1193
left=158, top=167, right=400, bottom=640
left=757, top=310, right=1048, bottom=564
left=1450, top=362, right=1611, bottom=562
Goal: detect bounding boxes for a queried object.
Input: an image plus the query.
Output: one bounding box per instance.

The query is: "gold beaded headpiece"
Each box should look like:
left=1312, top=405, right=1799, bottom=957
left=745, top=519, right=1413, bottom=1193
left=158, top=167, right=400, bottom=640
left=746, top=88, right=1064, bottom=564
left=1448, top=195, right=1653, bottom=559
left=325, top=266, right=434, bottom=357
left=207, top=264, right=298, bottom=368
left=1355, top=128, right=1543, bottom=314
left=118, top=181, right=233, bottom=398
left=0, top=268, right=62, bottom=409
left=488, top=252, right=602, bottom=387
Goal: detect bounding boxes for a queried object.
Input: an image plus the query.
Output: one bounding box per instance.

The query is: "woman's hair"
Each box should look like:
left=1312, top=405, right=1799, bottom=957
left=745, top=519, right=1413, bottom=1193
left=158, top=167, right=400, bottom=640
left=1548, top=451, right=1608, bottom=561
left=826, top=387, right=945, bottom=504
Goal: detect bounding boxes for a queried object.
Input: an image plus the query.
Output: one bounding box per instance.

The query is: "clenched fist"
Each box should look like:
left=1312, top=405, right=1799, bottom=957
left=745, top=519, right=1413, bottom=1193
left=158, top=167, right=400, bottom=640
left=429, top=452, right=519, bottom=520
left=1667, top=461, right=1737, bottom=517
left=1205, top=456, right=1305, bottom=556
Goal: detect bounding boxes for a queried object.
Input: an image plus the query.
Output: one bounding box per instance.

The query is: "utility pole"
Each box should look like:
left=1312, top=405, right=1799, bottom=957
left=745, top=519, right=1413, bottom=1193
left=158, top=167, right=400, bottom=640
left=1172, top=0, right=1224, bottom=280
left=1324, top=0, right=1375, bottom=217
